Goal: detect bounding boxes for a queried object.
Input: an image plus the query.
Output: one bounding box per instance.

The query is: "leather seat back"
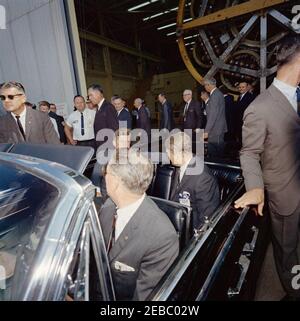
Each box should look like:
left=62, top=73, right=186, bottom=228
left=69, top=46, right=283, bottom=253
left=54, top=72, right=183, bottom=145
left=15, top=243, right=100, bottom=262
left=9, top=143, right=94, bottom=174
left=205, top=162, right=243, bottom=202
left=151, top=196, right=191, bottom=250
left=149, top=165, right=175, bottom=200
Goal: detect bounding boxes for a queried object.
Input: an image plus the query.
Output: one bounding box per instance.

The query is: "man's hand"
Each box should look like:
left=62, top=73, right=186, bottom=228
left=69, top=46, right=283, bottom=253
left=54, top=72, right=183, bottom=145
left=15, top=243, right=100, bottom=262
left=70, top=139, right=77, bottom=146
left=203, top=132, right=208, bottom=140
left=234, top=188, right=264, bottom=216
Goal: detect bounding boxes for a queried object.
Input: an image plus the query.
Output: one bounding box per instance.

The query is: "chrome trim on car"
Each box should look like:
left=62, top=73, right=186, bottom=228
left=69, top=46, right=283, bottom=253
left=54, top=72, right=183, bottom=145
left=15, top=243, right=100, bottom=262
left=0, top=152, right=96, bottom=300
left=196, top=207, right=249, bottom=301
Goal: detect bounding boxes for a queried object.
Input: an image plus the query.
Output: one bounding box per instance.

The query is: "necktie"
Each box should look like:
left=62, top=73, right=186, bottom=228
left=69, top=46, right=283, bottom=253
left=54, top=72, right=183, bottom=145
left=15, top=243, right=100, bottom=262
left=107, top=212, right=117, bottom=254
left=183, top=103, right=189, bottom=118
left=80, top=112, right=85, bottom=136
left=170, top=167, right=181, bottom=200
left=15, top=115, right=26, bottom=141
left=296, top=87, right=300, bottom=117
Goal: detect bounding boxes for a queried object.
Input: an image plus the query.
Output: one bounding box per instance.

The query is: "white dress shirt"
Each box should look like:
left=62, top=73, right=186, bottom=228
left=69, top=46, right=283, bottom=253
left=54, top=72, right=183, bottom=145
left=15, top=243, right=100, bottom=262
left=210, top=87, right=217, bottom=96
left=273, top=78, right=298, bottom=113
left=66, top=108, right=96, bottom=141
left=115, top=194, right=146, bottom=241
left=11, top=107, right=27, bottom=133
left=50, top=117, right=59, bottom=137
left=179, top=155, right=193, bottom=182
left=183, top=99, right=191, bottom=117
left=239, top=92, right=247, bottom=101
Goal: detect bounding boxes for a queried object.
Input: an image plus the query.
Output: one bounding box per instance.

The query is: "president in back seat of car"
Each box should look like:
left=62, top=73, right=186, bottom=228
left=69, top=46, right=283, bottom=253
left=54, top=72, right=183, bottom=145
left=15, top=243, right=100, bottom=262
left=99, top=149, right=179, bottom=301
left=166, top=132, right=220, bottom=229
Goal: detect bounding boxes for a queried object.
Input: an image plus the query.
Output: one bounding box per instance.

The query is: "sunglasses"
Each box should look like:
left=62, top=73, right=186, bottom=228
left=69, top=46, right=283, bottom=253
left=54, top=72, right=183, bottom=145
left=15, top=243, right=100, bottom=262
left=0, top=94, right=24, bottom=101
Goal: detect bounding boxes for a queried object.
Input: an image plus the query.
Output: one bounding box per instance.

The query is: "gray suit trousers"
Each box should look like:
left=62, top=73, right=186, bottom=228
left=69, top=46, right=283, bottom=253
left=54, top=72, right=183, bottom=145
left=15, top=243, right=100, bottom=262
left=270, top=204, right=300, bottom=298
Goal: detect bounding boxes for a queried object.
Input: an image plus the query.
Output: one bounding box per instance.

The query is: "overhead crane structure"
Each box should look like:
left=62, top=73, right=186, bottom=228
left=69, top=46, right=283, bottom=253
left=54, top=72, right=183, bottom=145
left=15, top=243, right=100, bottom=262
left=176, top=0, right=299, bottom=92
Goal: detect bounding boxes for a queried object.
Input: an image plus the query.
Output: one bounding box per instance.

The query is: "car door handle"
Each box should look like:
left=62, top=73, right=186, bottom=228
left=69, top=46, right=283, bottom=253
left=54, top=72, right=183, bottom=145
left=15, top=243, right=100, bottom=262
left=227, top=226, right=259, bottom=298
left=227, top=254, right=250, bottom=297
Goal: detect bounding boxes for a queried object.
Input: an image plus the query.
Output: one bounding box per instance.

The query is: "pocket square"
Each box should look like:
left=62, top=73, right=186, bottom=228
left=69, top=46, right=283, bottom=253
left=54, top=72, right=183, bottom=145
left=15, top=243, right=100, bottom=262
left=114, top=261, right=135, bottom=272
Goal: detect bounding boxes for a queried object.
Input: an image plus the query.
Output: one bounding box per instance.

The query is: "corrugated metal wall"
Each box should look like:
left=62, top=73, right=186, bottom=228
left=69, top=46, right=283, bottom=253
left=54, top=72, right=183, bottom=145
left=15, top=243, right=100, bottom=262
left=0, top=0, right=78, bottom=116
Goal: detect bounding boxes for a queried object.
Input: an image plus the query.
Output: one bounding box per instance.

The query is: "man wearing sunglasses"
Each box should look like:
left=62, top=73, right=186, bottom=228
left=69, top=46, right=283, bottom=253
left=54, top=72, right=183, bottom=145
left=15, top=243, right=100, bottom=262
left=0, top=82, right=60, bottom=144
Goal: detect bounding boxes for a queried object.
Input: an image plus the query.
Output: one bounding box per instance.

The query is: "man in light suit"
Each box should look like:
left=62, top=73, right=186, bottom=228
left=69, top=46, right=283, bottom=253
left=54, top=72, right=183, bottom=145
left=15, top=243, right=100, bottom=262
left=0, top=81, right=60, bottom=144
left=158, top=93, right=174, bottom=131
left=99, top=149, right=179, bottom=300
left=166, top=132, right=220, bottom=229
left=235, top=35, right=300, bottom=300
left=203, top=78, right=227, bottom=156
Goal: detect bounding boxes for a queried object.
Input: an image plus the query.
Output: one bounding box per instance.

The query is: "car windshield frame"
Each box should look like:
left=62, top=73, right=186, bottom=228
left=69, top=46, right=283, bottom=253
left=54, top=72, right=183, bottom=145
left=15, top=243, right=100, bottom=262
left=0, top=152, right=95, bottom=301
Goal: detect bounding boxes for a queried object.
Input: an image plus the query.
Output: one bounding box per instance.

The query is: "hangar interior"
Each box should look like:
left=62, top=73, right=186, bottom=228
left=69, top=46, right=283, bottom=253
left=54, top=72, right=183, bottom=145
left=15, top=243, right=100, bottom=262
left=0, top=0, right=299, bottom=302
left=73, top=0, right=298, bottom=125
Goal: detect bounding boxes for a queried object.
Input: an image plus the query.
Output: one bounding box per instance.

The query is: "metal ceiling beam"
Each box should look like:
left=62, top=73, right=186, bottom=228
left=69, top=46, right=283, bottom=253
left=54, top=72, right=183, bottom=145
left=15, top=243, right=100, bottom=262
left=180, top=0, right=289, bottom=31
left=79, top=30, right=162, bottom=62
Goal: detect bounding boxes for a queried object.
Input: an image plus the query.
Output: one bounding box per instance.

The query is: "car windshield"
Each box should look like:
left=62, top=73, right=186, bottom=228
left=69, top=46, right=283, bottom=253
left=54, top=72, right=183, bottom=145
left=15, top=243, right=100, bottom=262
left=0, top=162, right=60, bottom=300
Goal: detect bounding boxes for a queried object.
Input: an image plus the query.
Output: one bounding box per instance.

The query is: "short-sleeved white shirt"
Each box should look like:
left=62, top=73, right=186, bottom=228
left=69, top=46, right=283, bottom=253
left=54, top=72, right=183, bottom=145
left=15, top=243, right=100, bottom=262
left=66, top=108, right=96, bottom=141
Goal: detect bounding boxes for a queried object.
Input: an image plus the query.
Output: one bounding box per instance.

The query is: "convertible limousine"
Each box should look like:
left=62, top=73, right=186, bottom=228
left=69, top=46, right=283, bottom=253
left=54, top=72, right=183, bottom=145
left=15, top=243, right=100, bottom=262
left=0, top=143, right=269, bottom=301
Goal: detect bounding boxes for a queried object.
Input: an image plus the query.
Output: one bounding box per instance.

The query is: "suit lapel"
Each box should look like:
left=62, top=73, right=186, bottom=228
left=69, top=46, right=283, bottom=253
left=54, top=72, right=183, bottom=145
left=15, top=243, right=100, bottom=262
left=25, top=108, right=33, bottom=140
left=109, top=198, right=145, bottom=262
left=268, top=85, right=299, bottom=122
left=7, top=113, right=24, bottom=142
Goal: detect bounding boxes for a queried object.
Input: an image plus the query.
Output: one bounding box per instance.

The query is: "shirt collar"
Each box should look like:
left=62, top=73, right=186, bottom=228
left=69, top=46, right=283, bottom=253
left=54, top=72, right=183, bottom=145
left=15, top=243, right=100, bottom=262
left=117, top=108, right=124, bottom=116
left=115, top=194, right=146, bottom=239
left=98, top=98, right=105, bottom=111
left=273, top=78, right=297, bottom=99
left=210, top=87, right=217, bottom=95
left=179, top=155, right=193, bottom=181
left=11, top=106, right=26, bottom=119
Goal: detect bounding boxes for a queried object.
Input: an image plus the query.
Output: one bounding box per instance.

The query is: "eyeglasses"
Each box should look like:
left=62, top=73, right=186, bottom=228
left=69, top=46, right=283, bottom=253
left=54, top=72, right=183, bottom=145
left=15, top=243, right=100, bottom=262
left=0, top=94, right=24, bottom=101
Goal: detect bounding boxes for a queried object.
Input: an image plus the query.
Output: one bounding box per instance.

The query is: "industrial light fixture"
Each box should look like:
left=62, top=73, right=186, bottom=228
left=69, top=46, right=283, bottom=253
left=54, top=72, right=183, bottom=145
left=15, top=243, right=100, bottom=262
left=158, top=18, right=193, bottom=31
left=185, top=41, right=195, bottom=46
left=143, top=1, right=192, bottom=21
left=166, top=31, right=176, bottom=36
left=184, top=34, right=198, bottom=40
left=157, top=22, right=176, bottom=30
left=143, top=7, right=178, bottom=21
left=128, top=0, right=159, bottom=12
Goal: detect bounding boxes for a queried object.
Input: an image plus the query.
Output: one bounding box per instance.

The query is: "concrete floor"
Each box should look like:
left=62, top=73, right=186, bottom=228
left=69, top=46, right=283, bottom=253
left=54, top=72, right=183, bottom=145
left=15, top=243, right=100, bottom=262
left=254, top=243, right=285, bottom=301
left=255, top=235, right=300, bottom=301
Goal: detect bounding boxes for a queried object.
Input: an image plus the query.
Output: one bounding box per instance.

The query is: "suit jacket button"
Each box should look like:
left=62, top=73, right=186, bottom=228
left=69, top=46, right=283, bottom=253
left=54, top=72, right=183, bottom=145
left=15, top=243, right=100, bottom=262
left=124, top=236, right=128, bottom=240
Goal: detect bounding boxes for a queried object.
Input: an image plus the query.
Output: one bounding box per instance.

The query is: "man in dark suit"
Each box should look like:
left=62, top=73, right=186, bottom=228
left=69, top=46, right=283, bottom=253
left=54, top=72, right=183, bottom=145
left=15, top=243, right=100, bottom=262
left=182, top=89, right=205, bottom=133
left=134, top=98, right=151, bottom=142
left=234, top=82, right=255, bottom=144
left=114, top=96, right=132, bottom=129
left=235, top=35, right=300, bottom=300
left=203, top=78, right=228, bottom=157
left=99, top=149, right=179, bottom=300
left=199, top=89, right=209, bottom=128
left=166, top=132, right=220, bottom=229
left=0, top=81, right=60, bottom=144
left=49, top=103, right=67, bottom=144
left=38, top=101, right=67, bottom=144
left=88, top=84, right=118, bottom=148
left=158, top=93, right=174, bottom=131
